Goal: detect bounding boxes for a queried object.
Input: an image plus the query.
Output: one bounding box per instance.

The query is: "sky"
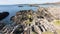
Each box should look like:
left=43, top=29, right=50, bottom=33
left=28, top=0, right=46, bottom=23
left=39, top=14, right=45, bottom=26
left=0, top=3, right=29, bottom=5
left=0, top=0, right=60, bottom=5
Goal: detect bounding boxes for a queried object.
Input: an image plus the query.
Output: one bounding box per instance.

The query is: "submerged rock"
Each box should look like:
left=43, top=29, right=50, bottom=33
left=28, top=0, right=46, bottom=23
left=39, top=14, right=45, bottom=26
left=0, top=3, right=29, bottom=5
left=18, top=6, right=23, bottom=7
left=0, top=12, right=9, bottom=20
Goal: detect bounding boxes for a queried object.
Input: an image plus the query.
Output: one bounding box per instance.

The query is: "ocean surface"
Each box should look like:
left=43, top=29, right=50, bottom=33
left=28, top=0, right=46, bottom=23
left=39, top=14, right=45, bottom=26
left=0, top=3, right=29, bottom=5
left=0, top=4, right=60, bottom=24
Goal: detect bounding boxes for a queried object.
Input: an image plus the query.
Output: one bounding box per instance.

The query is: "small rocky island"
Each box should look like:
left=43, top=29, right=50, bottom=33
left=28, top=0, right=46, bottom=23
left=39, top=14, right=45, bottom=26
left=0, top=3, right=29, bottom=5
left=0, top=6, right=60, bottom=34
left=0, top=12, right=9, bottom=20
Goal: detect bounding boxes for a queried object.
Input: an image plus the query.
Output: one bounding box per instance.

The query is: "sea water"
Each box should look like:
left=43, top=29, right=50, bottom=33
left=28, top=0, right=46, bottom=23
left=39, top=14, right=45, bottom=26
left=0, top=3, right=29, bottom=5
left=0, top=4, right=59, bottom=24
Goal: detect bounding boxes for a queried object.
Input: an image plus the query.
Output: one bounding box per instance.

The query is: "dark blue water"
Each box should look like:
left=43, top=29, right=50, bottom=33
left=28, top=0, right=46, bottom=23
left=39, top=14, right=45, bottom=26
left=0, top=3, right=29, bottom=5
left=0, top=4, right=59, bottom=24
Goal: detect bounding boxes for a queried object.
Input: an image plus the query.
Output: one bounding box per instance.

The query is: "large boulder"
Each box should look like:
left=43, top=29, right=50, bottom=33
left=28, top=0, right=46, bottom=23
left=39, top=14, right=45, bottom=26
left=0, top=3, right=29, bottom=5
left=0, top=12, right=9, bottom=20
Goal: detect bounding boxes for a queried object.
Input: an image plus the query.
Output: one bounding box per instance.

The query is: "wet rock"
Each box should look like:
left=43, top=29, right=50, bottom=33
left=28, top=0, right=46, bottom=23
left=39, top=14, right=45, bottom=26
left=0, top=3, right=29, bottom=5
left=0, top=12, right=9, bottom=20
left=10, top=16, right=15, bottom=21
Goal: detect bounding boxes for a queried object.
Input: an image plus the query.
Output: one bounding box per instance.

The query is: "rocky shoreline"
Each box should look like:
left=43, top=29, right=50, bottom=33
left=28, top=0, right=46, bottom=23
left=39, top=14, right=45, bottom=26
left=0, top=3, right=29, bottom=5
left=0, top=7, right=60, bottom=34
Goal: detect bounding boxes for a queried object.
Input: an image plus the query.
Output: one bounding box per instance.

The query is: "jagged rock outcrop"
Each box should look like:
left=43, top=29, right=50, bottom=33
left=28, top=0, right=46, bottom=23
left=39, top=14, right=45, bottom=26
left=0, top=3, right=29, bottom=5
left=10, top=10, right=34, bottom=24
left=1, top=7, right=60, bottom=34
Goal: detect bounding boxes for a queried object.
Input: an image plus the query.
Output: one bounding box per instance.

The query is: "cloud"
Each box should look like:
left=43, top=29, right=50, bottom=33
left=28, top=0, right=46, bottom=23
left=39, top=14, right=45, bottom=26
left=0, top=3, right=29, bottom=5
left=0, top=0, right=60, bottom=5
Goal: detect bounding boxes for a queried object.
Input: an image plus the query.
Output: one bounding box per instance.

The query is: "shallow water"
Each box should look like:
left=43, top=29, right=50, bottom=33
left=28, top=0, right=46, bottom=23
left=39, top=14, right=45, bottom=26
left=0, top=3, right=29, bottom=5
left=0, top=4, right=60, bottom=24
